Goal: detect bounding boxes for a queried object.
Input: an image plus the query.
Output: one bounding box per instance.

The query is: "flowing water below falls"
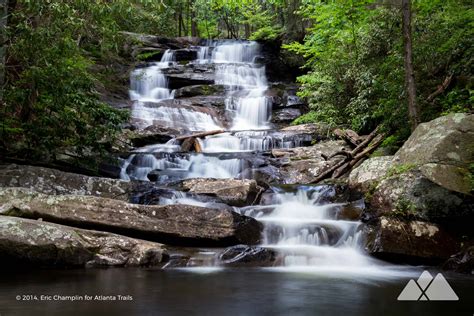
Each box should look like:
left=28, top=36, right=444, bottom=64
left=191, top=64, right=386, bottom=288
left=238, top=186, right=404, bottom=276
left=122, top=40, right=414, bottom=278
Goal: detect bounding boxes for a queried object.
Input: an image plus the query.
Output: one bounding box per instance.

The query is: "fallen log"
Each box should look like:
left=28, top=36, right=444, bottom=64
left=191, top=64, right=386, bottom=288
left=333, top=128, right=363, bottom=147
left=310, top=126, right=384, bottom=183
left=175, top=130, right=225, bottom=141
left=331, top=133, right=385, bottom=178
left=427, top=74, right=453, bottom=102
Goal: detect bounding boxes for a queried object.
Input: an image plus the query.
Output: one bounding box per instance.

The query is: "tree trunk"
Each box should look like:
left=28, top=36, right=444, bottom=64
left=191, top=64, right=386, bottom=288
left=190, top=0, right=198, bottom=37
left=402, top=0, right=419, bottom=131
left=244, top=23, right=250, bottom=39
left=0, top=0, right=7, bottom=101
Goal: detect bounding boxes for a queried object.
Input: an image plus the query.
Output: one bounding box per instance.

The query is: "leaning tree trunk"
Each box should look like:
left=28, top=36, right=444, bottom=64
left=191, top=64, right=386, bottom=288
left=402, top=0, right=419, bottom=131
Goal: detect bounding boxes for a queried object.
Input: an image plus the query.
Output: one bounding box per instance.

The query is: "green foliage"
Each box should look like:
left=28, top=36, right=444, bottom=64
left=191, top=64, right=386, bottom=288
left=1, top=1, right=177, bottom=165
left=288, top=0, right=473, bottom=138
left=467, top=163, right=474, bottom=192
left=380, top=135, right=401, bottom=148
left=190, top=0, right=301, bottom=40
left=391, top=198, right=420, bottom=220
left=386, top=164, right=417, bottom=178
left=249, top=26, right=283, bottom=41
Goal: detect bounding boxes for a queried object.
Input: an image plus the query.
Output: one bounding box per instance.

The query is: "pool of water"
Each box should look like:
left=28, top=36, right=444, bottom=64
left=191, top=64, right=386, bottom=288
left=1, top=268, right=472, bottom=315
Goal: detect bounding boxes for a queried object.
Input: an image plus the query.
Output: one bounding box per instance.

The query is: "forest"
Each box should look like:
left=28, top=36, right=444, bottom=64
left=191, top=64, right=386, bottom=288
left=1, top=0, right=472, bottom=166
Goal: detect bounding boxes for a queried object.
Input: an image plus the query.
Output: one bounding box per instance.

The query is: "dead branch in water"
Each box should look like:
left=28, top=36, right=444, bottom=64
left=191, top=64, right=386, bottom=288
left=175, top=130, right=224, bottom=141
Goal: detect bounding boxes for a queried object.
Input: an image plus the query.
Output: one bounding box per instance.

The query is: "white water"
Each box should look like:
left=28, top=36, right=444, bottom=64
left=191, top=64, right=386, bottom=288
left=120, top=152, right=241, bottom=182
left=129, top=49, right=222, bottom=130
left=212, top=42, right=271, bottom=130
left=236, top=186, right=412, bottom=277
left=198, top=131, right=307, bottom=152
left=130, top=49, right=174, bottom=102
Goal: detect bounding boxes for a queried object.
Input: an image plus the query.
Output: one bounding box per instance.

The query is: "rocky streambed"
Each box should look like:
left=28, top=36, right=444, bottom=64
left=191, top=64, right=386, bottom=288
left=0, top=36, right=472, bottom=275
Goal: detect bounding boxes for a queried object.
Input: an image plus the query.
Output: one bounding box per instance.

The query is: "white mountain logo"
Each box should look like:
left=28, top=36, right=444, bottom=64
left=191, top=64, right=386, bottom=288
left=398, top=270, right=459, bottom=301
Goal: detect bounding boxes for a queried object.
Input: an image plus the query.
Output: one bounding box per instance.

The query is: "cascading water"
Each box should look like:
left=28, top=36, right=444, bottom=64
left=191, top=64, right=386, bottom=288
left=212, top=42, right=271, bottom=130
left=236, top=186, right=411, bottom=276
left=129, top=49, right=221, bottom=130
left=120, top=41, right=416, bottom=278
left=130, top=49, right=174, bottom=102
left=122, top=40, right=290, bottom=181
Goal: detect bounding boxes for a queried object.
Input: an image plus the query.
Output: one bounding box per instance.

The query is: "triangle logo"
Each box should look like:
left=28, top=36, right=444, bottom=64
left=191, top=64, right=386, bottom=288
left=397, top=270, right=459, bottom=301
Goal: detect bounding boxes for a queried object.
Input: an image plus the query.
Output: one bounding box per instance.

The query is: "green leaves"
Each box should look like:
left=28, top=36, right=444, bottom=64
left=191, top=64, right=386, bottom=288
left=1, top=0, right=138, bottom=165
left=289, top=0, right=472, bottom=140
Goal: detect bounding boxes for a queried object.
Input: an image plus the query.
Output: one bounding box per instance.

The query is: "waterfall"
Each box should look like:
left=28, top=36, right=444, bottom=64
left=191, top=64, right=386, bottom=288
left=237, top=186, right=390, bottom=273
left=212, top=41, right=271, bottom=130
left=122, top=152, right=241, bottom=182
left=129, top=49, right=174, bottom=102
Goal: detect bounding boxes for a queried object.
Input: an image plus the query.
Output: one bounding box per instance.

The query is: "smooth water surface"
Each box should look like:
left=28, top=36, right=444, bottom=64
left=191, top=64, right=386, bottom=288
left=1, top=268, right=472, bottom=316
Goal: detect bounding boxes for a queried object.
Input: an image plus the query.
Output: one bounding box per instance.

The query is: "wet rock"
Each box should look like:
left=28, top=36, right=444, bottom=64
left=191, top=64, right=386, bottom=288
left=127, top=125, right=179, bottom=147
left=241, top=165, right=283, bottom=188
left=166, top=72, right=214, bottom=89
left=362, top=217, right=459, bottom=264
left=442, top=246, right=474, bottom=274
left=0, top=164, right=133, bottom=201
left=174, top=84, right=226, bottom=98
left=335, top=200, right=365, bottom=221
left=348, top=156, right=393, bottom=192
left=0, top=188, right=263, bottom=247
left=272, top=141, right=351, bottom=184
left=160, top=95, right=228, bottom=109
left=271, top=108, right=302, bottom=124
left=394, top=113, right=473, bottom=194
left=266, top=83, right=306, bottom=108
left=0, top=216, right=167, bottom=267
left=258, top=39, right=305, bottom=82
left=219, top=245, right=278, bottom=267
left=179, top=178, right=263, bottom=207
left=173, top=48, right=198, bottom=61
left=162, top=254, right=191, bottom=268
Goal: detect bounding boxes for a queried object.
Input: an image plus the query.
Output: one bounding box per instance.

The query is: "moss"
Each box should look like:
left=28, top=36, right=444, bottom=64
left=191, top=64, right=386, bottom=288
left=466, top=163, right=474, bottom=192
left=386, top=163, right=418, bottom=177
left=136, top=51, right=162, bottom=61
left=364, top=180, right=380, bottom=202
left=389, top=198, right=421, bottom=220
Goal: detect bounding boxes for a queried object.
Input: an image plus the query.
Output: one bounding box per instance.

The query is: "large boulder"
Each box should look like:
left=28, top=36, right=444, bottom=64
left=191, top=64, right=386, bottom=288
left=0, top=188, right=263, bottom=247
left=368, top=169, right=472, bottom=222
left=362, top=217, right=459, bottom=264
left=394, top=113, right=473, bottom=194
left=179, top=178, right=263, bottom=207
left=0, top=164, right=133, bottom=201
left=348, top=156, right=393, bottom=192
left=349, top=114, right=473, bottom=224
left=0, top=216, right=167, bottom=267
